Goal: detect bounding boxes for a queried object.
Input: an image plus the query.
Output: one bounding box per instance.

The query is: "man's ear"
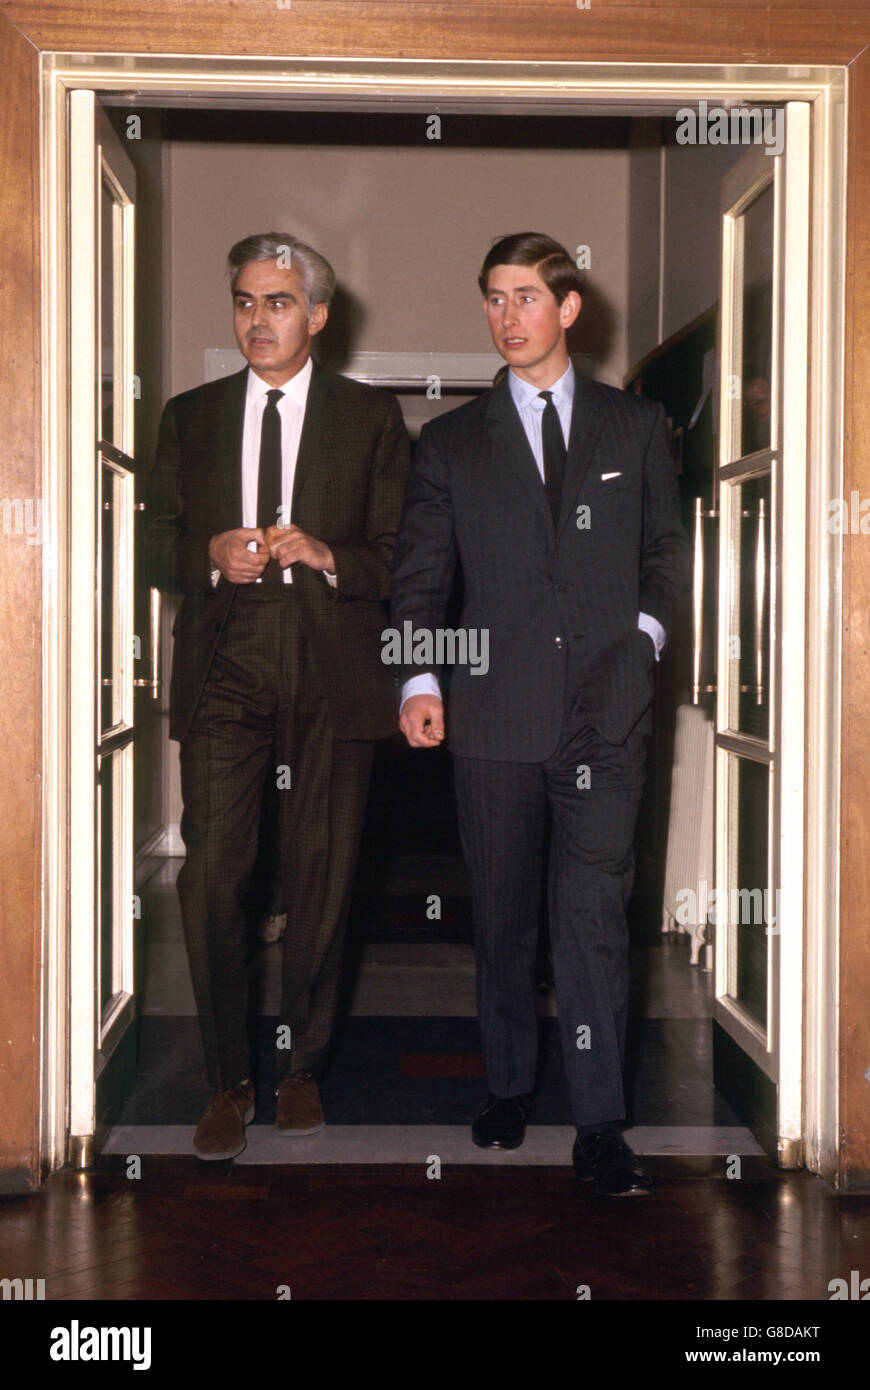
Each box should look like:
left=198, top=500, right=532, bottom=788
left=308, top=302, right=329, bottom=336
left=560, top=291, right=582, bottom=329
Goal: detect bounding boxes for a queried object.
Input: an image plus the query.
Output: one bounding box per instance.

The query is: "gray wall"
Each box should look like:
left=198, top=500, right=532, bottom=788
left=163, top=127, right=743, bottom=396
left=166, top=139, right=632, bottom=393
left=662, top=141, right=745, bottom=342
left=627, top=122, right=745, bottom=372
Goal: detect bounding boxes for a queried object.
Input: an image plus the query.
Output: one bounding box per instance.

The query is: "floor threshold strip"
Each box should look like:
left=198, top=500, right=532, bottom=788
left=102, top=1124, right=764, bottom=1163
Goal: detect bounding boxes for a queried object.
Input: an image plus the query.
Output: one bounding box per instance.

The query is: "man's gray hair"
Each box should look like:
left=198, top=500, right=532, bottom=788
left=227, top=232, right=336, bottom=312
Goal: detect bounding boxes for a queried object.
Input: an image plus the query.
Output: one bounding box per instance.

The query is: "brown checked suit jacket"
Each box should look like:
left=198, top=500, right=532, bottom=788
left=144, top=361, right=411, bottom=743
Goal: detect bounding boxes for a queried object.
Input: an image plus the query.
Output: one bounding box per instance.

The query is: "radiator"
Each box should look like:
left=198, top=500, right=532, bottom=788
left=661, top=703, right=715, bottom=968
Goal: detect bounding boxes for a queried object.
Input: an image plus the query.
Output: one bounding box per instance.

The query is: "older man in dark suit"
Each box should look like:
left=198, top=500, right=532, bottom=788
left=391, top=232, right=689, bottom=1195
left=146, top=232, right=409, bottom=1159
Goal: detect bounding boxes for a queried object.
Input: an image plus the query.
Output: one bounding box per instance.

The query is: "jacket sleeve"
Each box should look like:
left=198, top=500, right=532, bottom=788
left=143, top=397, right=215, bottom=596
left=326, top=396, right=411, bottom=602
left=389, top=419, right=459, bottom=685
left=638, top=402, right=691, bottom=634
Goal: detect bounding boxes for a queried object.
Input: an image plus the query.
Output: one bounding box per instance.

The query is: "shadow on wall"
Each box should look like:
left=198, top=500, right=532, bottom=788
left=318, top=285, right=366, bottom=371
left=567, top=278, right=617, bottom=375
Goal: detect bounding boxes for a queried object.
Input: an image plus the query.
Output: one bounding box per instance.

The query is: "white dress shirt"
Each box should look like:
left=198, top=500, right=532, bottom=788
left=210, top=357, right=336, bottom=588
left=400, top=364, right=665, bottom=713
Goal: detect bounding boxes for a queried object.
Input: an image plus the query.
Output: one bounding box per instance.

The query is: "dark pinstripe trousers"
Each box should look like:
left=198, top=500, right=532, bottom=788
left=452, top=694, right=649, bottom=1131
left=176, top=586, right=374, bottom=1092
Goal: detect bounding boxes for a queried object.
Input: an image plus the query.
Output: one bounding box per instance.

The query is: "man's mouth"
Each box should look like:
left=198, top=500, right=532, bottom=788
left=249, top=336, right=275, bottom=346
left=503, top=337, right=526, bottom=347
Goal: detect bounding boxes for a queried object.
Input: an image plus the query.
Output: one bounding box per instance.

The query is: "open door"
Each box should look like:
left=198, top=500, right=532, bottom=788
left=711, top=103, right=810, bottom=1165
left=68, top=91, right=144, bottom=1166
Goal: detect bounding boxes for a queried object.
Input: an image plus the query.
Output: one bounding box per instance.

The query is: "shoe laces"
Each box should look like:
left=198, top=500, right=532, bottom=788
left=276, top=1071, right=314, bottom=1095
left=202, top=1081, right=250, bottom=1118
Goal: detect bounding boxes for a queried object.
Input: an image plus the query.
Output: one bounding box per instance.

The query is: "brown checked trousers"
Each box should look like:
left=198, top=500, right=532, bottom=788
left=177, top=584, right=373, bottom=1092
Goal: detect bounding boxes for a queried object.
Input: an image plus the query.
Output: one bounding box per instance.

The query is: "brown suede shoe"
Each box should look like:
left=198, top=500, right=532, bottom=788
left=193, top=1080, right=255, bottom=1160
left=275, top=1071, right=325, bottom=1136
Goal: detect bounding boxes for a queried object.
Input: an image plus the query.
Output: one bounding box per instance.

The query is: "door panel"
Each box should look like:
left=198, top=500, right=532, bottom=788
left=713, top=103, right=810, bottom=1165
left=68, top=91, right=138, bottom=1165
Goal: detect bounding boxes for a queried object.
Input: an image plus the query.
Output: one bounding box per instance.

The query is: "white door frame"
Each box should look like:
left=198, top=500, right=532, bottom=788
left=713, top=103, right=810, bottom=1165
left=66, top=90, right=137, bottom=1165
left=40, top=54, right=847, bottom=1178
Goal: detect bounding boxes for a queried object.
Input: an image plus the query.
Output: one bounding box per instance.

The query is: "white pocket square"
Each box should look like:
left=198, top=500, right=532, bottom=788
left=601, top=471, right=622, bottom=481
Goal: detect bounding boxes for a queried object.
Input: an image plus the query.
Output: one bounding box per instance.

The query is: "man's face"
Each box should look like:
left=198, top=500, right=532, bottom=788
left=483, top=262, right=581, bottom=383
left=232, top=258, right=328, bottom=385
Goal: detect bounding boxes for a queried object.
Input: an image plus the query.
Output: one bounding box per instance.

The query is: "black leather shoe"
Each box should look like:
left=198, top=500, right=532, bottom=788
left=472, top=1094, right=531, bottom=1149
left=572, top=1129, right=654, bottom=1196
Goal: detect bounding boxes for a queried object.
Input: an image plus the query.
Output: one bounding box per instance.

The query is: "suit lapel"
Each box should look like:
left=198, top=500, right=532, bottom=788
left=290, top=359, right=332, bottom=516
left=216, top=367, right=248, bottom=527
left=484, top=374, right=552, bottom=527
left=485, top=366, right=608, bottom=536
left=557, top=367, right=606, bottom=536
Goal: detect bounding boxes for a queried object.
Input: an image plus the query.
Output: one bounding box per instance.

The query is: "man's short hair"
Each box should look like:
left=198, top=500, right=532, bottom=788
left=227, top=233, right=336, bottom=313
left=478, top=232, right=583, bottom=305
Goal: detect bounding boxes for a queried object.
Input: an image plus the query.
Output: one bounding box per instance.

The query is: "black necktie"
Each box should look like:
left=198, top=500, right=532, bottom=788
left=257, top=387, right=284, bottom=585
left=539, top=390, right=566, bottom=525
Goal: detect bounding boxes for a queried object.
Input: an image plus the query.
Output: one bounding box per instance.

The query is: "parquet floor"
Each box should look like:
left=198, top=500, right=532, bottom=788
left=2, top=1155, right=868, bottom=1302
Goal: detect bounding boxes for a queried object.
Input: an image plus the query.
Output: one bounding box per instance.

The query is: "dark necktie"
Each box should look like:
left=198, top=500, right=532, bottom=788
left=539, top=390, right=566, bottom=525
left=257, top=387, right=284, bottom=585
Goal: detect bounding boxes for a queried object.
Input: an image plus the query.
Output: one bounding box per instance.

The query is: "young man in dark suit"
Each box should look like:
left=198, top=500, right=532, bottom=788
left=145, top=233, right=410, bottom=1159
left=391, top=232, right=689, bottom=1195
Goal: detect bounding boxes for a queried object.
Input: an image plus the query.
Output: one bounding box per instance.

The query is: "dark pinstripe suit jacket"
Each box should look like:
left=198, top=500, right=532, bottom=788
left=390, top=366, right=690, bottom=758
left=144, top=361, right=410, bottom=742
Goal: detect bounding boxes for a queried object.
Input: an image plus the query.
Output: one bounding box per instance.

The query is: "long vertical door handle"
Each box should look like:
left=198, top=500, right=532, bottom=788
left=133, top=584, right=161, bottom=697
left=692, top=498, right=718, bottom=703
left=754, top=497, right=766, bottom=706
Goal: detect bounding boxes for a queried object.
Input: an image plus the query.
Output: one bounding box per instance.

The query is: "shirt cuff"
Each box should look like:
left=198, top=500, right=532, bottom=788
left=210, top=568, right=220, bottom=589
left=638, top=611, right=666, bottom=661
left=323, top=571, right=338, bottom=588
left=400, top=672, right=442, bottom=714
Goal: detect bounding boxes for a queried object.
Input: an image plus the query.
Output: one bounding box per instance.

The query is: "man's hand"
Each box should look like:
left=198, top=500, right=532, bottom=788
left=208, top=527, right=270, bottom=583
left=265, top=523, right=335, bottom=573
left=400, top=694, right=445, bottom=748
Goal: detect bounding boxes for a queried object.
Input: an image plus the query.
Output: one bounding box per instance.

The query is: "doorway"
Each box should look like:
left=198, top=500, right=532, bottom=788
left=42, top=57, right=845, bottom=1177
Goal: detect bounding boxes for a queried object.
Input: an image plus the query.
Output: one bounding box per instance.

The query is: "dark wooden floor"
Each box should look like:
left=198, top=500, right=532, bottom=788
left=2, top=1155, right=869, bottom=1302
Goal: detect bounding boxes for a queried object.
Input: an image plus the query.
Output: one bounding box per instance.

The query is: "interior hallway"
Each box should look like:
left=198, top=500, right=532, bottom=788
left=101, top=852, right=761, bottom=1165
